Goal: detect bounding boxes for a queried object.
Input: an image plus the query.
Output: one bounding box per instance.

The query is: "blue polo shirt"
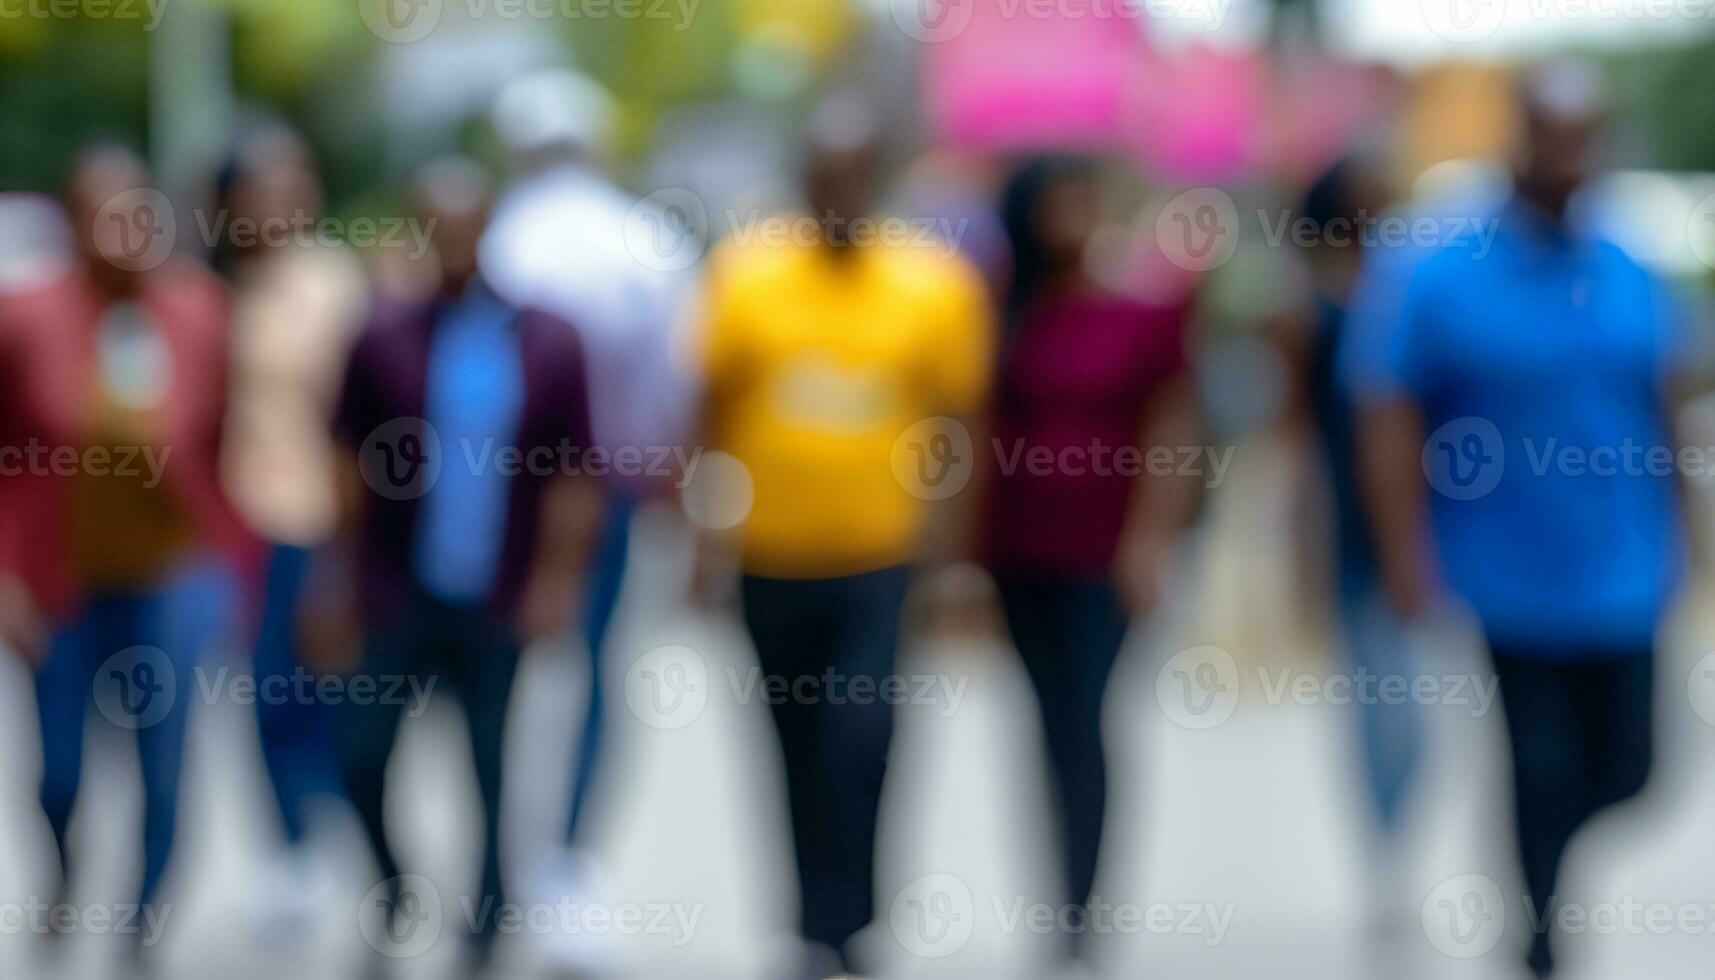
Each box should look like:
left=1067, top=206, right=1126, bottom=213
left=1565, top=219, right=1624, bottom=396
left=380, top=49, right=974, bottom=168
left=1348, top=197, right=1690, bottom=656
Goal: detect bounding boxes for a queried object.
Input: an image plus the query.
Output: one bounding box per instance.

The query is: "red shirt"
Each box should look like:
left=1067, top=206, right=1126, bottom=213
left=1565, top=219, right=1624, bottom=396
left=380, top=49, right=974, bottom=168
left=0, top=259, right=245, bottom=619
left=982, top=290, right=1188, bottom=578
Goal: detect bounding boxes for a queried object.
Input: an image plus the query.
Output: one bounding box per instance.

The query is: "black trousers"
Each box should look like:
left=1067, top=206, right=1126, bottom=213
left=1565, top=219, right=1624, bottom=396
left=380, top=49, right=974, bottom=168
left=741, top=566, right=912, bottom=969
left=1490, top=643, right=1655, bottom=977
left=340, top=591, right=522, bottom=958
left=994, top=572, right=1129, bottom=954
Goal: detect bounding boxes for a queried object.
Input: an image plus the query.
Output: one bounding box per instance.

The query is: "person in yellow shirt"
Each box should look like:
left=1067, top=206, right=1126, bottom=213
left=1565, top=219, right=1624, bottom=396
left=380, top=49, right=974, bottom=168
left=692, top=92, right=992, bottom=979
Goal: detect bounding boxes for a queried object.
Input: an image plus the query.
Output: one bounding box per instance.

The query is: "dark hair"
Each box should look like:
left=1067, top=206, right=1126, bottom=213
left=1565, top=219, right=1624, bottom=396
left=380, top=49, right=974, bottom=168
left=999, top=154, right=1099, bottom=327
left=1299, top=156, right=1356, bottom=240
left=211, top=120, right=316, bottom=275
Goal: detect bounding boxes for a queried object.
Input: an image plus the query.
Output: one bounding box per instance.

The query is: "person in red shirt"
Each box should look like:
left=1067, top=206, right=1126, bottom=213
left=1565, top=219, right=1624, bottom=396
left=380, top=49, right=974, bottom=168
left=981, top=155, right=1204, bottom=970
left=0, top=144, right=241, bottom=972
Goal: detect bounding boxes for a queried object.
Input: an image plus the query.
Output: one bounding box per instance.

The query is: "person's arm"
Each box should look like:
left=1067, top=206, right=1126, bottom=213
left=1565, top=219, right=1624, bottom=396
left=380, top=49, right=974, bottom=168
left=516, top=315, right=604, bottom=644
left=1348, top=255, right=1438, bottom=620
left=682, top=249, right=748, bottom=610
left=0, top=306, right=43, bottom=661
left=1114, top=372, right=1203, bottom=616
left=1657, top=279, right=1705, bottom=567
left=918, top=258, right=996, bottom=571
left=516, top=472, right=602, bottom=644
left=1357, top=397, right=1432, bottom=618
left=297, top=328, right=375, bottom=674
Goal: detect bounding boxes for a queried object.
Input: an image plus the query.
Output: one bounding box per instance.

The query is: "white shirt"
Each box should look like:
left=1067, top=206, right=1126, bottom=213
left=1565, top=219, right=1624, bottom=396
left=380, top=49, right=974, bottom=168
left=480, top=165, right=694, bottom=496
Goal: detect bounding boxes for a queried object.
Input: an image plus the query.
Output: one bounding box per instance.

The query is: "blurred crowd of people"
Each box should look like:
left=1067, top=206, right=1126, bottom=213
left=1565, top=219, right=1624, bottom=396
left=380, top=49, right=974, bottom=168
left=0, top=45, right=1702, bottom=980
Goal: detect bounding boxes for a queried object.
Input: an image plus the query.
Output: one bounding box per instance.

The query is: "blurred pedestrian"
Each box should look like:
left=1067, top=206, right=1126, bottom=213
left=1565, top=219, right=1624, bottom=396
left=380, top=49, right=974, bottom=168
left=982, top=155, right=1202, bottom=969
left=213, top=122, right=369, bottom=936
left=1293, top=153, right=1427, bottom=925
left=479, top=73, right=696, bottom=970
left=303, top=157, right=601, bottom=975
left=691, top=91, right=993, bottom=979
left=0, top=144, right=242, bottom=975
left=1354, top=60, right=1687, bottom=978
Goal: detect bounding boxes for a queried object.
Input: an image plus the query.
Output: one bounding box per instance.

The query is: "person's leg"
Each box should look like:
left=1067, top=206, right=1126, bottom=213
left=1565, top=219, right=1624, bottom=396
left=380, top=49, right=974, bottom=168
left=1338, top=579, right=1425, bottom=836
left=1491, top=648, right=1588, bottom=978
left=450, top=607, right=523, bottom=962
left=740, top=575, right=837, bottom=966
left=808, top=567, right=911, bottom=965
left=254, top=544, right=341, bottom=844
left=996, top=574, right=1127, bottom=951
left=35, top=606, right=97, bottom=899
left=126, top=585, right=196, bottom=912
left=337, top=611, right=422, bottom=917
left=567, top=497, right=631, bottom=842
left=1574, top=651, right=1655, bottom=815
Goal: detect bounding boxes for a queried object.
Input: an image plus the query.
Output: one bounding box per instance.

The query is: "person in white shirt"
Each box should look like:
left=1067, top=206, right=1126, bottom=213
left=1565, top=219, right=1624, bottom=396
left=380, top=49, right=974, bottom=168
left=478, top=68, right=695, bottom=977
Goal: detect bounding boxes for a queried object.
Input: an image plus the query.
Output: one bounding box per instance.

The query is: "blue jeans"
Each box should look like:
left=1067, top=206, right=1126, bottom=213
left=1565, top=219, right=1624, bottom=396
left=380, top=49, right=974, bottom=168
left=1335, top=576, right=1424, bottom=837
left=740, top=566, right=912, bottom=970
left=994, top=572, right=1129, bottom=952
left=564, top=496, right=631, bottom=843
left=36, top=576, right=204, bottom=912
left=254, top=543, right=343, bottom=844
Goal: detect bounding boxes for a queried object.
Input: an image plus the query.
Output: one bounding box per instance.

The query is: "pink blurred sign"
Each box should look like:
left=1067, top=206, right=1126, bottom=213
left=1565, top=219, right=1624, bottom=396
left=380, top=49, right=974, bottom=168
left=921, top=0, right=1388, bottom=183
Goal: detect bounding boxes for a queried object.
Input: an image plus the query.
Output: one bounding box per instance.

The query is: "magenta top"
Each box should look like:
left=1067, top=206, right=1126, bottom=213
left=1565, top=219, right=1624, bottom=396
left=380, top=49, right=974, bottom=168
left=982, top=291, right=1190, bottom=579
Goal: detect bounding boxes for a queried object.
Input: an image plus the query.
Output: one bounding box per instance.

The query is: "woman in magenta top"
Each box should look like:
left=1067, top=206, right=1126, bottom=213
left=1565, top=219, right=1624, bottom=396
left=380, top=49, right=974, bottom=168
left=982, top=156, right=1202, bottom=967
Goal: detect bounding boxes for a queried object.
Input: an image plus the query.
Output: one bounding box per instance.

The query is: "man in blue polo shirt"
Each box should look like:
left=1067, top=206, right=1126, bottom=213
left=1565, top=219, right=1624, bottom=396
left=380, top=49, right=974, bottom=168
left=1352, top=60, right=1691, bottom=978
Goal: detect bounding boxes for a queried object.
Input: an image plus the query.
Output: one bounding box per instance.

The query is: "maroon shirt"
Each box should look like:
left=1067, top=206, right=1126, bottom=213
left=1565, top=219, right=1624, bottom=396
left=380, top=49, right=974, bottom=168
left=331, top=288, right=591, bottom=626
left=982, top=291, right=1189, bottom=578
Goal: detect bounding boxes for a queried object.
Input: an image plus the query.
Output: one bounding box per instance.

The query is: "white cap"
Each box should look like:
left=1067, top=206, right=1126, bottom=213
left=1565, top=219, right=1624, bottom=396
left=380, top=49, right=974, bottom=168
left=491, top=69, right=618, bottom=160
